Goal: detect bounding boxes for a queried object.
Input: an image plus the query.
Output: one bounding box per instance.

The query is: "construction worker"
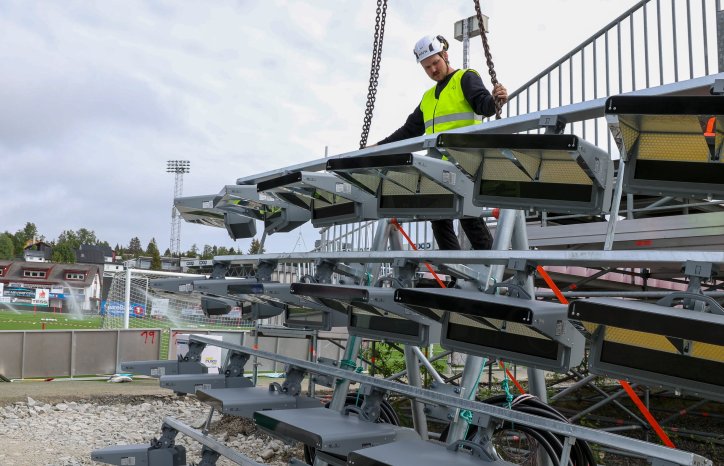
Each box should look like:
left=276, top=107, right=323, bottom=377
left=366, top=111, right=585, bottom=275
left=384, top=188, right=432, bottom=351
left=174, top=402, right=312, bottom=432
left=377, top=34, right=508, bottom=251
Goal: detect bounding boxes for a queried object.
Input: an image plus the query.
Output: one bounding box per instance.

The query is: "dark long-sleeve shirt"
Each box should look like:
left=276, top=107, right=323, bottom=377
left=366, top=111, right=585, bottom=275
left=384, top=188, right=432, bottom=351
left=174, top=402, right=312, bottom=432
left=378, top=69, right=496, bottom=145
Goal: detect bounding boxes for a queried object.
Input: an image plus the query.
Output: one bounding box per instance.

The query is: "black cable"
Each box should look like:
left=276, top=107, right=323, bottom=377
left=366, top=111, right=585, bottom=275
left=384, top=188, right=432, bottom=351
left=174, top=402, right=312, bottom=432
left=438, top=394, right=596, bottom=466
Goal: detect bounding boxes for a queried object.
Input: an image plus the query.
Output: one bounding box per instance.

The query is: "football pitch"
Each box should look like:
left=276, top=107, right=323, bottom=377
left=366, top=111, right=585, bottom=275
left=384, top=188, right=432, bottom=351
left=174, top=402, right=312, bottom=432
left=0, top=309, right=103, bottom=330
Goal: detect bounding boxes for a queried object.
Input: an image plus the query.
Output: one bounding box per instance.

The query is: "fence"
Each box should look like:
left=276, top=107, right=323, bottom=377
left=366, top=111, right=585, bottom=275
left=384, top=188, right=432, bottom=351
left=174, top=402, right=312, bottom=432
left=503, top=0, right=722, bottom=153
left=0, top=328, right=162, bottom=379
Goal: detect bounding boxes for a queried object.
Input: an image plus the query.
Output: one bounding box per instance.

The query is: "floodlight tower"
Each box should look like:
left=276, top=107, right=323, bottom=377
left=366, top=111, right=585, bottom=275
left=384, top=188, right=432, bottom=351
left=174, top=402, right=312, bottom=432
left=166, top=160, right=191, bottom=256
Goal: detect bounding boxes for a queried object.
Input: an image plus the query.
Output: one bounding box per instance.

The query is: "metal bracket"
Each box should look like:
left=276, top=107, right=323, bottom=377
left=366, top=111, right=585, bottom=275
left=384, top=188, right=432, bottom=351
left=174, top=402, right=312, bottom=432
left=683, top=261, right=718, bottom=280
left=314, top=259, right=338, bottom=283
left=311, top=357, right=339, bottom=388
left=424, top=381, right=460, bottom=422
left=183, top=341, right=207, bottom=363
left=539, top=114, right=568, bottom=134
left=391, top=259, right=419, bottom=288
left=445, top=439, right=496, bottom=462
left=710, top=79, right=724, bottom=95
left=358, top=384, right=387, bottom=422
left=224, top=351, right=251, bottom=378
left=282, top=366, right=307, bottom=397
left=194, top=446, right=221, bottom=466
left=209, top=262, right=230, bottom=280
left=255, top=260, right=278, bottom=282
left=153, top=423, right=180, bottom=450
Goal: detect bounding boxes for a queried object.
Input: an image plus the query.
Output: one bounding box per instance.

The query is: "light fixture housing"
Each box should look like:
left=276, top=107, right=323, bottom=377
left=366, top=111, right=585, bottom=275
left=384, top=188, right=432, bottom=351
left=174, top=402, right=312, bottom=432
left=256, top=171, right=378, bottom=227
left=434, top=133, right=614, bottom=214
left=605, top=95, right=724, bottom=199
left=173, top=194, right=257, bottom=239
left=326, top=153, right=486, bottom=220
left=215, top=184, right=310, bottom=234
left=568, top=297, right=724, bottom=402
left=394, top=288, right=585, bottom=373
left=290, top=283, right=441, bottom=346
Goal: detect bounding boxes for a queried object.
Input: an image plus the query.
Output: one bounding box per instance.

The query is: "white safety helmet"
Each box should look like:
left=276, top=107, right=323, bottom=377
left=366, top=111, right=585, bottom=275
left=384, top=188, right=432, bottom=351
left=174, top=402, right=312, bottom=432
left=413, top=34, right=449, bottom=63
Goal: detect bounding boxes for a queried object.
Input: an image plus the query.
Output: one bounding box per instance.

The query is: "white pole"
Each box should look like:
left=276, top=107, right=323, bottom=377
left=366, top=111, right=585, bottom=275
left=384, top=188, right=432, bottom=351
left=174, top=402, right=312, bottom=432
left=123, top=268, right=132, bottom=329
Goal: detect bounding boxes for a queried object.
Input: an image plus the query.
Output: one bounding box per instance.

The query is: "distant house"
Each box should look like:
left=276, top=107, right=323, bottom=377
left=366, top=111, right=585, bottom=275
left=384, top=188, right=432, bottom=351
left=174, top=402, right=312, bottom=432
left=131, top=256, right=181, bottom=272
left=75, top=244, right=114, bottom=264
left=0, top=260, right=103, bottom=313
left=23, top=241, right=53, bottom=262
left=75, top=244, right=122, bottom=274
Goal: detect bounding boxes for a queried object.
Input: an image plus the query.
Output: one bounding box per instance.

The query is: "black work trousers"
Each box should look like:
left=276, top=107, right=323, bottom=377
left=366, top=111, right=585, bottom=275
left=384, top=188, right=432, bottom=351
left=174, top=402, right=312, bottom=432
left=431, top=218, right=493, bottom=250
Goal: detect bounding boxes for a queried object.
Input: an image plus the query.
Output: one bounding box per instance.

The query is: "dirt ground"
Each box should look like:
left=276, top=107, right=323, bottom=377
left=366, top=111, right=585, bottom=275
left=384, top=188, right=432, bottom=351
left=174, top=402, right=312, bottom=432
left=1, top=380, right=721, bottom=466
left=0, top=378, right=169, bottom=405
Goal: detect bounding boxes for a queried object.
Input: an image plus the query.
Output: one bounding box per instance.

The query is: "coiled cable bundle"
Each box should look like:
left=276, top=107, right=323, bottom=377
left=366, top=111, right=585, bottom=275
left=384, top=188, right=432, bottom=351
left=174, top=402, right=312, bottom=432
left=479, top=394, right=596, bottom=466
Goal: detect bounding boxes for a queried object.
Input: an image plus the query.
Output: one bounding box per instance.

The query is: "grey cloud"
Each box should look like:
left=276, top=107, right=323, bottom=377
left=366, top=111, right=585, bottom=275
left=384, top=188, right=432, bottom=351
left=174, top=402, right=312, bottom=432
left=0, top=66, right=184, bottom=150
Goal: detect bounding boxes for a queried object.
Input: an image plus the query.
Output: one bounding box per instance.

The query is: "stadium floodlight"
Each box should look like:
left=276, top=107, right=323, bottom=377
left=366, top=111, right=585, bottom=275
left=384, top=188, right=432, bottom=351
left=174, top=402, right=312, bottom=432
left=568, top=297, right=724, bottom=402
left=394, top=288, right=585, bottom=373
left=153, top=277, right=346, bottom=330
left=149, top=277, right=286, bottom=320
left=256, top=171, right=378, bottom=227
left=289, top=283, right=441, bottom=346
left=326, top=153, right=485, bottom=220
left=434, top=133, right=614, bottom=214
left=605, top=95, right=724, bottom=199
left=174, top=194, right=257, bottom=239
left=216, top=184, right=310, bottom=234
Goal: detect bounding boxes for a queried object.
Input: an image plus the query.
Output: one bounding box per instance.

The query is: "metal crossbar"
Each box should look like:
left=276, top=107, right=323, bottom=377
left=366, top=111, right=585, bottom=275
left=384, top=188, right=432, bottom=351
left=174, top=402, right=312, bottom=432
left=163, top=416, right=263, bottom=466
left=214, top=249, right=724, bottom=268
left=189, top=336, right=711, bottom=466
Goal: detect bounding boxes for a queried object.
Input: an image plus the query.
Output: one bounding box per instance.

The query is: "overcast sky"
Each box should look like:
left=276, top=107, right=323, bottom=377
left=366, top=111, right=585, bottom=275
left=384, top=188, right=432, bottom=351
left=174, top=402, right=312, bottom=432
left=0, top=0, right=641, bottom=254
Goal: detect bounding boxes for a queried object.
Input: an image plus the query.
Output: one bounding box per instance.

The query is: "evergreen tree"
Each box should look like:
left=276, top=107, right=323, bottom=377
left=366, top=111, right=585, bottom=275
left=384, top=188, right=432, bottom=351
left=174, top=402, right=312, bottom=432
left=0, top=233, right=14, bottom=259
left=187, top=244, right=199, bottom=258
left=127, top=237, right=143, bottom=257
left=56, top=230, right=81, bottom=250
left=13, top=221, right=40, bottom=251
left=201, top=244, right=213, bottom=259
left=76, top=228, right=98, bottom=245
left=248, top=238, right=265, bottom=254
left=163, top=248, right=171, bottom=257
left=51, top=243, right=76, bottom=263
left=146, top=238, right=160, bottom=256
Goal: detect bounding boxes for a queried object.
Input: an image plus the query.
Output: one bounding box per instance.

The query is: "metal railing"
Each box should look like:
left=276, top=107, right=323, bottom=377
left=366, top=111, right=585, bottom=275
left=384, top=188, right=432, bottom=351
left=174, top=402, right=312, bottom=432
left=503, top=0, right=722, bottom=152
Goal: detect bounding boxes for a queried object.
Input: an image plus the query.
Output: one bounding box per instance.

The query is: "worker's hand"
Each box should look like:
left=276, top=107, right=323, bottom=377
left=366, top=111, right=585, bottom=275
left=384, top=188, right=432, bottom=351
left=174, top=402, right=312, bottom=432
left=493, top=83, right=508, bottom=105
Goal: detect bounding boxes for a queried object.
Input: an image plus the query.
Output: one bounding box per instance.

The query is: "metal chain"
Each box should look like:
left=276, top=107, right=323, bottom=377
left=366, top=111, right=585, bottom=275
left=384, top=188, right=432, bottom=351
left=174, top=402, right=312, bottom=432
left=359, top=0, right=388, bottom=149
left=473, top=0, right=502, bottom=119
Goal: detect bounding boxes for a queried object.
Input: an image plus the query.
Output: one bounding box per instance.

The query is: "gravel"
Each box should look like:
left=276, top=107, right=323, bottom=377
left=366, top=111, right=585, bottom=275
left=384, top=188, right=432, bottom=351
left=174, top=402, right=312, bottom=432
left=0, top=395, right=303, bottom=466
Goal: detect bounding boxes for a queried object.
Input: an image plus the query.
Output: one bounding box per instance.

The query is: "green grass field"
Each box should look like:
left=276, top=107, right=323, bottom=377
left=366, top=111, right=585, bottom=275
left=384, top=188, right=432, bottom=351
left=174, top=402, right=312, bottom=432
left=0, top=309, right=103, bottom=330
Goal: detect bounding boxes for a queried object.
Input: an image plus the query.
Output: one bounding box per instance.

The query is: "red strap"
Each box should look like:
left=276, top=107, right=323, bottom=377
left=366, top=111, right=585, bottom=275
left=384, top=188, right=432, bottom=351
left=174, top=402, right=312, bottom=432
left=704, top=117, right=715, bottom=137
left=619, top=380, right=676, bottom=448
left=536, top=265, right=676, bottom=448
left=499, top=360, right=526, bottom=394
left=390, top=219, right=446, bottom=288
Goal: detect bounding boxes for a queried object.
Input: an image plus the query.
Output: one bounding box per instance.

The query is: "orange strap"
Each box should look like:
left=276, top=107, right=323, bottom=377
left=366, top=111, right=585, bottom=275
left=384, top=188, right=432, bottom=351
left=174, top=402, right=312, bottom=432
left=704, top=117, right=715, bottom=137
left=390, top=219, right=446, bottom=288
left=535, top=265, right=676, bottom=448
left=498, top=360, right=526, bottom=394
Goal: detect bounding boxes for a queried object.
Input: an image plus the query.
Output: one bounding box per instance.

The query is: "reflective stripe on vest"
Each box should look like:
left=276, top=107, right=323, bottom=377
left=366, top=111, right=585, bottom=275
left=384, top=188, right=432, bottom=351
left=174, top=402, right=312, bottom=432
left=423, top=111, right=476, bottom=130
left=420, top=69, right=480, bottom=135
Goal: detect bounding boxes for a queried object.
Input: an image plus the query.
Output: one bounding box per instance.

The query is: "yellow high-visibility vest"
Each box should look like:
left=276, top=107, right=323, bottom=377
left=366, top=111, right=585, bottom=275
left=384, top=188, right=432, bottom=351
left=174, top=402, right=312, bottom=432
left=420, top=69, right=480, bottom=135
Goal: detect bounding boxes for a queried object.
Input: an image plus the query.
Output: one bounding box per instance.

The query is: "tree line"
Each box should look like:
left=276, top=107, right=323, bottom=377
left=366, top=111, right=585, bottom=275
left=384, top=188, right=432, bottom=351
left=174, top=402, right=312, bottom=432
left=0, top=222, right=265, bottom=264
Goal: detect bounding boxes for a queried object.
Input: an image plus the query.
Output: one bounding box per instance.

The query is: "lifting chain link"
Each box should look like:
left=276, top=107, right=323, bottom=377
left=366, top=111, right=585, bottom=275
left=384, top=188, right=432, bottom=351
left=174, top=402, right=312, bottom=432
left=359, top=0, right=388, bottom=149
left=473, top=0, right=503, bottom=120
